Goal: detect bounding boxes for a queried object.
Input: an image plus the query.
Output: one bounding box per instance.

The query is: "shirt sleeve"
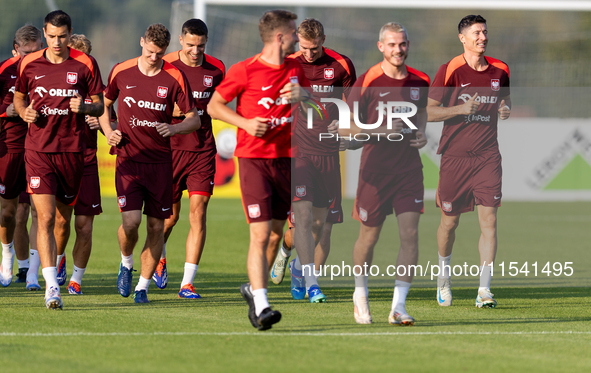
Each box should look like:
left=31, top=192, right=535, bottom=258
left=103, top=65, right=120, bottom=102
left=14, top=59, right=29, bottom=96
left=215, top=61, right=247, bottom=103
left=86, top=56, right=104, bottom=97
left=175, top=69, right=196, bottom=114
left=342, top=56, right=357, bottom=99
left=428, top=64, right=448, bottom=104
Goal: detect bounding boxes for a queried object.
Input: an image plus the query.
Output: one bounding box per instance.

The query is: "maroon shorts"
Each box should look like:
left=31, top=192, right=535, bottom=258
left=292, top=153, right=341, bottom=209
left=436, top=152, right=502, bottom=216
left=353, top=168, right=424, bottom=227
left=115, top=157, right=172, bottom=219
left=172, top=149, right=216, bottom=202
left=239, top=157, right=291, bottom=223
left=25, top=150, right=83, bottom=206
left=74, top=159, right=102, bottom=216
left=0, top=152, right=26, bottom=200
left=19, top=191, right=30, bottom=204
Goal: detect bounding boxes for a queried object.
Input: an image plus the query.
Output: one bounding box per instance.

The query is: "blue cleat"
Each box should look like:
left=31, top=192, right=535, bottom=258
left=133, top=289, right=149, bottom=303
left=152, top=258, right=168, bottom=289
left=178, top=284, right=202, bottom=299
left=57, top=256, right=67, bottom=286
left=67, top=281, right=83, bottom=295
left=289, top=259, right=306, bottom=300
left=117, top=263, right=133, bottom=297
left=308, top=285, right=327, bottom=303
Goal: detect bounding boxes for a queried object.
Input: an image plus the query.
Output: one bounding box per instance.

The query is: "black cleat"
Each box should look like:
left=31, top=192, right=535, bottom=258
left=257, top=307, right=282, bottom=331
left=240, top=284, right=282, bottom=330
left=240, top=283, right=259, bottom=328
left=14, top=268, right=28, bottom=283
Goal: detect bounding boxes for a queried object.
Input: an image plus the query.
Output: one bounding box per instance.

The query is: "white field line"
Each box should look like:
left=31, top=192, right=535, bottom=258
left=1, top=331, right=590, bottom=337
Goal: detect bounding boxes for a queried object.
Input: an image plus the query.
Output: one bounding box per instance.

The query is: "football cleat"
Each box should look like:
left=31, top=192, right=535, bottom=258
left=289, top=259, right=305, bottom=300
left=152, top=258, right=168, bottom=289
left=45, top=286, right=63, bottom=310
left=0, top=263, right=14, bottom=287
left=240, top=283, right=259, bottom=328
left=270, top=250, right=290, bottom=285
left=353, top=292, right=372, bottom=324
left=133, top=290, right=149, bottom=303
left=26, top=281, right=41, bottom=291
left=178, top=284, right=201, bottom=299
left=57, top=256, right=67, bottom=286
left=475, top=288, right=497, bottom=308
left=257, top=307, right=282, bottom=330
left=388, top=310, right=415, bottom=326
left=117, top=263, right=133, bottom=297
left=308, top=285, right=326, bottom=303
left=26, top=270, right=41, bottom=291
left=437, top=277, right=452, bottom=307
left=14, top=268, right=28, bottom=283
left=67, top=281, right=83, bottom=295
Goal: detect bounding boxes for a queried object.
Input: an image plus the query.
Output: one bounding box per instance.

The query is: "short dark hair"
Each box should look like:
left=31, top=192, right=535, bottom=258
left=44, top=10, right=72, bottom=32
left=259, top=10, right=297, bottom=43
left=15, top=25, right=42, bottom=47
left=458, top=15, right=486, bottom=34
left=144, top=23, right=171, bottom=48
left=182, top=19, right=208, bottom=37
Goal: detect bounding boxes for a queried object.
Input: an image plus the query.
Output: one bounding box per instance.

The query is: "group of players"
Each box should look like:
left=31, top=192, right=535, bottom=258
left=0, top=9, right=510, bottom=331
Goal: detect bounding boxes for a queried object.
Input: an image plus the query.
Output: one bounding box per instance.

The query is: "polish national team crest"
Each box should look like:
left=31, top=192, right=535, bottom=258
left=359, top=207, right=368, bottom=222
left=248, top=204, right=261, bottom=219
left=118, top=196, right=126, bottom=208
left=410, top=87, right=420, bottom=101
left=203, top=75, right=213, bottom=87
left=296, top=185, right=306, bottom=198
left=66, top=72, right=77, bottom=84
left=290, top=211, right=295, bottom=224
left=0, top=184, right=5, bottom=194
left=290, top=76, right=299, bottom=84
left=491, top=79, right=500, bottom=91
left=30, top=177, right=40, bottom=189
left=157, top=86, right=168, bottom=98
left=324, top=68, right=334, bottom=80
left=442, top=201, right=452, bottom=213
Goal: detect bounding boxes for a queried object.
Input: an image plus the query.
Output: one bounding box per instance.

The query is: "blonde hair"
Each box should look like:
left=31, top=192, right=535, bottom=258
left=68, top=34, right=92, bottom=54
left=379, top=22, right=408, bottom=42
left=298, top=18, right=324, bottom=40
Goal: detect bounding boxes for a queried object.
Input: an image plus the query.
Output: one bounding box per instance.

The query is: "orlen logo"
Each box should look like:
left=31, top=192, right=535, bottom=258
left=257, top=96, right=289, bottom=110
left=130, top=116, right=159, bottom=128
left=123, top=96, right=167, bottom=111
left=124, top=96, right=136, bottom=107
left=40, top=105, right=69, bottom=117
left=458, top=94, right=497, bottom=104
left=9, top=86, right=15, bottom=94
left=35, top=87, right=48, bottom=97
left=34, top=87, right=79, bottom=98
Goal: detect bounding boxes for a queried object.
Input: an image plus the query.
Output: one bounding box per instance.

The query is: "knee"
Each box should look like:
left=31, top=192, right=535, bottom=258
left=75, top=219, right=93, bottom=238
left=1, top=206, right=16, bottom=223
left=400, top=226, right=418, bottom=242
left=359, top=228, right=380, bottom=247
left=480, top=213, right=497, bottom=231
left=440, top=217, right=459, bottom=233
left=122, top=219, right=141, bottom=234
left=147, top=219, right=164, bottom=236
left=311, top=219, right=324, bottom=237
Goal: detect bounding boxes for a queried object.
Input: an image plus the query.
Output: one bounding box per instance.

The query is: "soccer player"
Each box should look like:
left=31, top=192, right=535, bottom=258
left=344, top=22, right=429, bottom=325
left=269, top=18, right=356, bottom=303
left=154, top=19, right=225, bottom=298
left=0, top=26, right=43, bottom=287
left=427, top=15, right=510, bottom=308
left=98, top=23, right=199, bottom=304
left=13, top=10, right=105, bottom=309
left=208, top=9, right=310, bottom=330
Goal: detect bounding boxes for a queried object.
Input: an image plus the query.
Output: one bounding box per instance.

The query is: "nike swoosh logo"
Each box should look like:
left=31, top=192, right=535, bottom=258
left=65, top=195, right=75, bottom=199
left=210, top=181, right=215, bottom=185
left=461, top=83, right=471, bottom=87
left=494, top=196, right=501, bottom=200
left=415, top=199, right=423, bottom=203
left=331, top=210, right=339, bottom=214
left=11, top=75, right=17, bottom=79
left=379, top=92, right=390, bottom=97
left=126, top=85, right=136, bottom=89
left=35, top=75, right=45, bottom=80
left=92, top=204, right=100, bottom=208
left=262, top=85, right=273, bottom=91
left=438, top=290, right=445, bottom=304
left=162, top=207, right=171, bottom=211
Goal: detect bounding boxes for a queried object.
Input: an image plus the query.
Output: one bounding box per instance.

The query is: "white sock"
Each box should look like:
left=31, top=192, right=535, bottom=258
left=280, top=246, right=291, bottom=258
left=121, top=254, right=133, bottom=270
left=438, top=253, right=452, bottom=279
left=1, top=242, right=14, bottom=267
left=42, top=267, right=59, bottom=289
left=161, top=243, right=166, bottom=259
left=479, top=264, right=492, bottom=290
left=70, top=265, right=86, bottom=285
left=251, top=286, right=270, bottom=316
left=354, top=274, right=368, bottom=298
left=135, top=276, right=151, bottom=292
left=302, top=263, right=318, bottom=290
left=56, top=253, right=64, bottom=267
left=392, top=280, right=411, bottom=314
left=181, top=263, right=198, bottom=287
left=18, top=259, right=30, bottom=269
left=294, top=255, right=302, bottom=271
left=27, top=250, right=40, bottom=282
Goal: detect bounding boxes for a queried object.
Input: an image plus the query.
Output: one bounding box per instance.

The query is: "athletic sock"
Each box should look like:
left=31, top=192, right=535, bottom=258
left=121, top=254, right=133, bottom=270
left=479, top=264, right=492, bottom=290
left=135, top=276, right=151, bottom=292
left=294, top=255, right=302, bottom=271
left=280, top=240, right=291, bottom=257
left=42, top=267, right=59, bottom=290
left=181, top=263, right=198, bottom=287
left=28, top=250, right=40, bottom=282
left=251, top=286, right=270, bottom=317
left=392, top=280, right=411, bottom=314
left=354, top=274, right=368, bottom=298
left=1, top=242, right=14, bottom=269
left=17, top=259, right=30, bottom=269
left=302, top=263, right=318, bottom=290
left=438, top=253, right=452, bottom=279
left=161, top=243, right=166, bottom=260
left=56, top=253, right=64, bottom=267
left=70, top=265, right=86, bottom=285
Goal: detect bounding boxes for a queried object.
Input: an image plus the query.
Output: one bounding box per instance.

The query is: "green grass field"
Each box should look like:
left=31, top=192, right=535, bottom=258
left=1, top=198, right=590, bottom=372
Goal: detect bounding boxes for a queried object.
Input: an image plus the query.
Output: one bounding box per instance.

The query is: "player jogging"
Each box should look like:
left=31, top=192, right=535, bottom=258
left=99, top=23, right=199, bottom=304
left=208, top=9, right=310, bottom=330
left=427, top=15, right=511, bottom=308
left=13, top=10, right=105, bottom=309
left=154, top=19, right=225, bottom=299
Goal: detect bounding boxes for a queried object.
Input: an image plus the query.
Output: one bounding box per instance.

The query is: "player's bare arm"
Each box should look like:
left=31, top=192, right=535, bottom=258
left=98, top=96, right=121, bottom=146
left=409, top=107, right=428, bottom=149
left=208, top=91, right=269, bottom=137
left=172, top=103, right=183, bottom=117
left=13, top=91, right=38, bottom=123
left=155, top=107, right=201, bottom=137
left=426, top=93, right=479, bottom=122
left=69, top=92, right=104, bottom=117
left=498, top=95, right=511, bottom=120
left=279, top=82, right=310, bottom=103
left=5, top=103, right=18, bottom=117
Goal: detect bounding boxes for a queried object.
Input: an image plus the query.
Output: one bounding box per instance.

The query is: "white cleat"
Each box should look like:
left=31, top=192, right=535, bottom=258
left=353, top=293, right=372, bottom=324
left=270, top=250, right=290, bottom=285
left=388, top=310, right=415, bottom=326
left=45, top=286, right=63, bottom=310
left=475, top=288, right=497, bottom=308
left=0, top=248, right=15, bottom=287
left=437, top=277, right=452, bottom=306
